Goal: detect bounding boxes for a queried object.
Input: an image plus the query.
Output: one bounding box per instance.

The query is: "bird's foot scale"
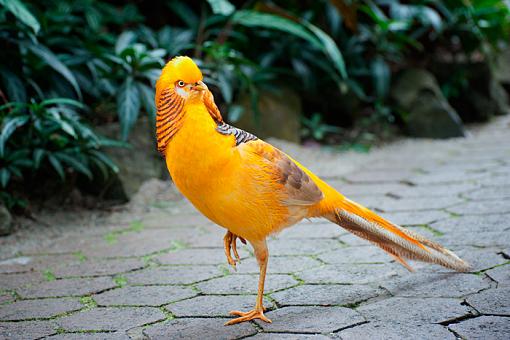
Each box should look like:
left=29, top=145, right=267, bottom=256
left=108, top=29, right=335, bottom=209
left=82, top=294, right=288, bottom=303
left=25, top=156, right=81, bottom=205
left=225, top=309, right=272, bottom=325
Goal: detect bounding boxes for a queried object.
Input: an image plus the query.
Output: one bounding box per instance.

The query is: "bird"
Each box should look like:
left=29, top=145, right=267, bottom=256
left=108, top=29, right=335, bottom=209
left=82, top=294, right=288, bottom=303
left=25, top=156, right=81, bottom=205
left=154, top=56, right=470, bottom=326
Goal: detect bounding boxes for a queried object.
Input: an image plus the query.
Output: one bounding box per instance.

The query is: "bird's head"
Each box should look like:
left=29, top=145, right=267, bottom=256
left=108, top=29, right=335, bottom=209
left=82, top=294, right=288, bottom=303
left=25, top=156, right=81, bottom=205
left=155, top=56, right=206, bottom=104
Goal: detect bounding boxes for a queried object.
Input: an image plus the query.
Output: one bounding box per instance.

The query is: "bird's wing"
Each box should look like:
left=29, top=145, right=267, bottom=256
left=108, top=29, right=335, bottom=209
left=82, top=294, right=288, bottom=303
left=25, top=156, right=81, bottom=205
left=242, top=140, right=324, bottom=206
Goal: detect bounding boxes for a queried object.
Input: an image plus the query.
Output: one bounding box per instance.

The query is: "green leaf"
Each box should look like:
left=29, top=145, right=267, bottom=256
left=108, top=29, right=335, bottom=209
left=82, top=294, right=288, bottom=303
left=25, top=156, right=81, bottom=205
left=56, top=153, right=92, bottom=179
left=371, top=56, right=390, bottom=98
left=0, top=168, right=10, bottom=188
left=167, top=1, right=198, bottom=29
left=303, top=22, right=347, bottom=79
left=115, top=31, right=136, bottom=55
left=90, top=150, right=119, bottom=174
left=41, top=98, right=86, bottom=110
left=0, top=0, right=40, bottom=33
left=48, top=154, right=65, bottom=180
left=0, top=115, right=29, bottom=157
left=26, top=43, right=82, bottom=98
left=137, top=83, right=156, bottom=124
left=206, top=0, right=235, bottom=16
left=33, top=148, right=45, bottom=168
left=0, top=68, right=26, bottom=102
left=117, top=77, right=141, bottom=140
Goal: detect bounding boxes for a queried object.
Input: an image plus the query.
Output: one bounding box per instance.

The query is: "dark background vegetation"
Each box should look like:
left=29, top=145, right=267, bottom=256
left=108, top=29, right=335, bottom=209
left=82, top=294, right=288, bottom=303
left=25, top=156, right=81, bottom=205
left=1, top=0, right=509, bottom=213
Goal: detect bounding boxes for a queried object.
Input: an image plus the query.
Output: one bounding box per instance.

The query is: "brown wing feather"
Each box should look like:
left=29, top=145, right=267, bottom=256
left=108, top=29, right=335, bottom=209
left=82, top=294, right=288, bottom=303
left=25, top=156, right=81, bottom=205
left=249, top=141, right=324, bottom=206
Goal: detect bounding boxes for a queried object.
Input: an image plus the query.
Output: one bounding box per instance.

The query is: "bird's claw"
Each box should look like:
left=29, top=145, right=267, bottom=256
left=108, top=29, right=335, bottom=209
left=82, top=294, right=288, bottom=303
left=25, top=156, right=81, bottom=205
left=225, top=309, right=271, bottom=325
left=223, top=231, right=246, bottom=270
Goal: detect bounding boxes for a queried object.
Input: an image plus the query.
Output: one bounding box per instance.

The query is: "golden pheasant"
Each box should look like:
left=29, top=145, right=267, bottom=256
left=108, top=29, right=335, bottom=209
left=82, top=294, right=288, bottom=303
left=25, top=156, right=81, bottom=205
left=155, top=56, right=469, bottom=325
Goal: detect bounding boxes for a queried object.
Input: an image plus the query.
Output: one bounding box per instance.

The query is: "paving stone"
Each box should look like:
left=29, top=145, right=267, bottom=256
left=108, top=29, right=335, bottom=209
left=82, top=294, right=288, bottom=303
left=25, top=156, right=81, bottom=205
left=0, top=298, right=82, bottom=321
left=486, top=264, right=510, bottom=286
left=344, top=170, right=414, bottom=183
left=271, top=284, right=383, bottom=307
left=165, top=295, right=273, bottom=317
left=125, top=266, right=221, bottom=285
left=94, top=285, right=196, bottom=307
left=298, top=263, right=403, bottom=284
left=47, top=332, right=130, bottom=339
left=278, top=222, right=344, bottom=239
left=53, top=258, right=145, bottom=278
left=0, top=294, right=12, bottom=305
left=448, top=316, right=510, bottom=340
left=143, top=317, right=257, bottom=339
left=18, top=277, right=116, bottom=298
left=466, top=287, right=510, bottom=315
left=463, top=185, right=510, bottom=200
left=254, top=306, right=365, bottom=333
left=236, top=256, right=322, bottom=274
left=447, top=199, right=510, bottom=215
left=375, top=197, right=465, bottom=212
left=318, top=246, right=391, bottom=264
left=390, top=182, right=480, bottom=198
left=0, top=272, right=44, bottom=290
left=329, top=182, right=409, bottom=196
left=57, top=307, right=165, bottom=331
left=196, top=274, right=298, bottom=294
left=357, top=297, right=472, bottom=324
left=266, top=238, right=341, bottom=256
left=381, top=272, right=490, bottom=298
left=0, top=255, right=77, bottom=274
left=444, top=247, right=508, bottom=272
left=431, top=214, right=510, bottom=234
left=156, top=247, right=250, bottom=265
left=142, top=212, right=211, bottom=228
left=249, top=334, right=330, bottom=340
left=408, top=171, right=490, bottom=185
left=435, top=230, right=510, bottom=248
left=378, top=210, right=451, bottom=226
left=0, top=320, right=57, bottom=340
left=337, top=322, right=454, bottom=340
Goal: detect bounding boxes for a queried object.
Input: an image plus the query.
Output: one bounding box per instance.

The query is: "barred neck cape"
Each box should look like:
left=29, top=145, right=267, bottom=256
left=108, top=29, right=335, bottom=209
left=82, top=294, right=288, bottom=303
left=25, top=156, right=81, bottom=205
left=156, top=87, right=224, bottom=155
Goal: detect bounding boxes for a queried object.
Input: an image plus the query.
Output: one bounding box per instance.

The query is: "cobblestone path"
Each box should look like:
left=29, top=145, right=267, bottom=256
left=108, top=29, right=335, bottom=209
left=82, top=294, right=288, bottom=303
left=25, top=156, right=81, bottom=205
left=1, top=116, right=509, bottom=339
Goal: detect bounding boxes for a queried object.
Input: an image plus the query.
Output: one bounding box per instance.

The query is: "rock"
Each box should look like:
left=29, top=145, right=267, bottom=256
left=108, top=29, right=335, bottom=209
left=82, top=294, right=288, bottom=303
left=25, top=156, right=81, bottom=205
left=234, top=87, right=301, bottom=143
left=0, top=204, right=13, bottom=236
left=392, top=69, right=466, bottom=138
left=494, top=47, right=510, bottom=85
left=81, top=117, right=167, bottom=201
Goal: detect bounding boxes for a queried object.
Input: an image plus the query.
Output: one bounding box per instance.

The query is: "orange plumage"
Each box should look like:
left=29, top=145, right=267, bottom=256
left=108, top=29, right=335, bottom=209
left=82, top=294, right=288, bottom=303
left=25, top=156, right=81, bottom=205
left=155, top=56, right=470, bottom=325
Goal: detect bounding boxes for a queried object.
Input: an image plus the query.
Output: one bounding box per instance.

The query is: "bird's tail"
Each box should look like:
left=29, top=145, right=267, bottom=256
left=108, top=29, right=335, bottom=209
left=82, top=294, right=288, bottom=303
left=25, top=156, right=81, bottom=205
left=326, top=198, right=470, bottom=272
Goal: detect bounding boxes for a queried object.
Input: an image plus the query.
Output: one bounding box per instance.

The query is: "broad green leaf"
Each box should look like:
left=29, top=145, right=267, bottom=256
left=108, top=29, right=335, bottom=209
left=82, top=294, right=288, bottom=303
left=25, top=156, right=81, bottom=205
left=0, top=168, right=10, bottom=188
left=117, top=77, right=141, bottom=140
left=0, top=0, right=40, bottom=33
left=137, top=83, right=156, bottom=124
left=33, top=148, right=45, bottom=168
left=371, top=56, right=390, bottom=98
left=48, top=154, right=65, bottom=180
left=115, top=31, right=136, bottom=55
left=0, top=115, right=29, bottom=157
left=26, top=43, right=82, bottom=98
left=0, top=68, right=26, bottom=102
left=167, top=0, right=199, bottom=29
left=206, top=0, right=235, bottom=16
left=90, top=150, right=119, bottom=173
left=56, top=153, right=92, bottom=179
left=41, top=98, right=86, bottom=110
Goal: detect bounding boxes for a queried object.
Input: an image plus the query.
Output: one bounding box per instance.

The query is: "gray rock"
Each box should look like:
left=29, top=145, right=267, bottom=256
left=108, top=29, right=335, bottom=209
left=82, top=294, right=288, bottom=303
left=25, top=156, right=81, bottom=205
left=449, top=316, right=510, bottom=340
left=125, top=266, right=222, bottom=285
left=0, top=320, right=57, bottom=339
left=47, top=332, right=129, bottom=340
left=197, top=273, right=298, bottom=294
left=298, top=263, right=403, bottom=284
left=57, top=307, right=165, bottom=332
left=337, top=322, right=454, bottom=340
left=466, top=288, right=510, bottom=315
left=0, top=298, right=82, bottom=321
left=235, top=87, right=301, bottom=143
left=392, top=69, right=465, bottom=138
left=270, top=284, right=383, bottom=307
left=17, top=277, right=117, bottom=298
left=0, top=204, right=12, bottom=236
left=254, top=306, right=365, bottom=333
left=143, top=317, right=257, bottom=339
left=486, top=265, right=510, bottom=287
left=166, top=295, right=273, bottom=317
left=94, top=285, right=196, bottom=307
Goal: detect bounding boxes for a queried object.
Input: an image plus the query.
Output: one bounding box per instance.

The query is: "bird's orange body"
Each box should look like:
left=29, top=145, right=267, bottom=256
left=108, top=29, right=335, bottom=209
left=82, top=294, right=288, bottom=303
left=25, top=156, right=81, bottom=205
left=155, top=56, right=469, bottom=325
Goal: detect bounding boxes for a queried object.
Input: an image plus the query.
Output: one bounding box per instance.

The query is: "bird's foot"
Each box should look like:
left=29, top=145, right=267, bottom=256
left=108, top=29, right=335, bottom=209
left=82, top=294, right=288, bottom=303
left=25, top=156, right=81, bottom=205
left=223, top=231, right=246, bottom=270
left=225, top=309, right=271, bottom=325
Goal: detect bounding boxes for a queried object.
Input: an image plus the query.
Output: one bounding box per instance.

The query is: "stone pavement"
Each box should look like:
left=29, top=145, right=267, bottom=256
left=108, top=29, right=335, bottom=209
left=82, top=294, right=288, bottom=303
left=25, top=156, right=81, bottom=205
left=1, top=116, right=509, bottom=339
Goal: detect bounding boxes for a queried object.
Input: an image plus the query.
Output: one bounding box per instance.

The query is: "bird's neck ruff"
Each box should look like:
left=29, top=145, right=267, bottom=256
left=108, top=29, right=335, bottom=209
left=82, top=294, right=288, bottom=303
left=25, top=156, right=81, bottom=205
left=156, top=88, right=186, bottom=154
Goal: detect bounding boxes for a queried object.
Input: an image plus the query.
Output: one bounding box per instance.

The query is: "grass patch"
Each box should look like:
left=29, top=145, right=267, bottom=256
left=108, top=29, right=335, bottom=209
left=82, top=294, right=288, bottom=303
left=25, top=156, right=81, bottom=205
left=43, top=269, right=56, bottom=281
left=113, top=275, right=128, bottom=287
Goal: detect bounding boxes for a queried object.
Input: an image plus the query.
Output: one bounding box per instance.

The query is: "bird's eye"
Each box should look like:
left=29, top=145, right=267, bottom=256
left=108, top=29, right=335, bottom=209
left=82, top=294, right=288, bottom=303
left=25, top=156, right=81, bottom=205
left=177, top=80, right=185, bottom=87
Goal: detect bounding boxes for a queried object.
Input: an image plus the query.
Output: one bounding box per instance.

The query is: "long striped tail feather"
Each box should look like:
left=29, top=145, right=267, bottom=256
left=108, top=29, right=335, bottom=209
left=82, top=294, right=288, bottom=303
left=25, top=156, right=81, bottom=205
left=328, top=199, right=470, bottom=272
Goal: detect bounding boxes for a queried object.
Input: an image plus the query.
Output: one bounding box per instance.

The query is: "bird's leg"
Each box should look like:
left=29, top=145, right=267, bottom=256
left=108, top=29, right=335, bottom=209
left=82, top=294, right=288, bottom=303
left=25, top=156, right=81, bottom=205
left=223, top=231, right=246, bottom=270
left=225, top=240, right=271, bottom=326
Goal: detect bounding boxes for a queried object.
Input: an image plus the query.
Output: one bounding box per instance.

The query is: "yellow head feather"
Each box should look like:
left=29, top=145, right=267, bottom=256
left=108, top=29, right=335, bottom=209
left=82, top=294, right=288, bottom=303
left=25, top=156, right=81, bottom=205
left=155, top=56, right=203, bottom=105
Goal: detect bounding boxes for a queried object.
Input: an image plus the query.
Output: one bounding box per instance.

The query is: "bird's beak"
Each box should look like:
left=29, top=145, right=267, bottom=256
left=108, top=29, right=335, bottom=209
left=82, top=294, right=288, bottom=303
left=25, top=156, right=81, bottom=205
left=192, top=81, right=206, bottom=92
